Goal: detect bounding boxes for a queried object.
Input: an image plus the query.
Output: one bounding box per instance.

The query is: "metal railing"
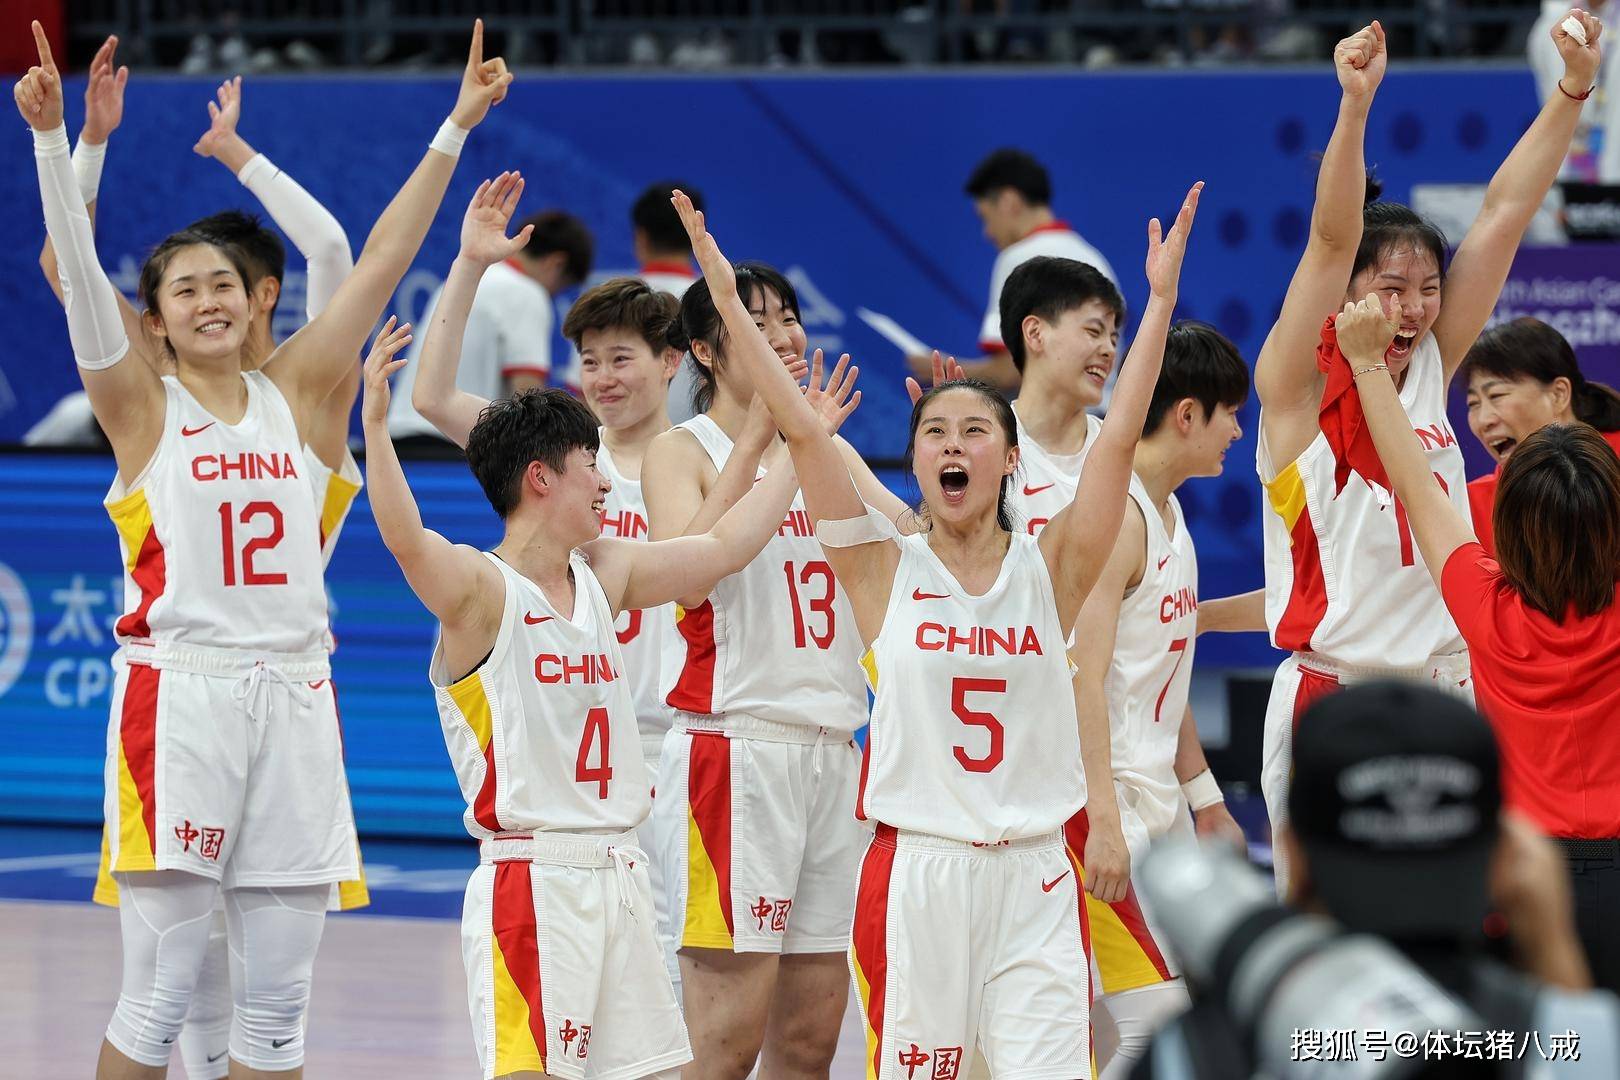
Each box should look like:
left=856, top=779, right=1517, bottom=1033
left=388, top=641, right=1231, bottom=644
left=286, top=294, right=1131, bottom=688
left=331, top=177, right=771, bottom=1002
left=63, top=1, right=1545, bottom=69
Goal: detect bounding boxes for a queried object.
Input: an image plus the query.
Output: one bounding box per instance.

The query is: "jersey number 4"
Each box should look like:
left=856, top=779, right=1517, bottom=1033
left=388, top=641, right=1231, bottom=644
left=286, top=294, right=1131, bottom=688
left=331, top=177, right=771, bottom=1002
left=575, top=707, right=613, bottom=799
left=952, top=676, right=1006, bottom=773
left=218, top=501, right=285, bottom=586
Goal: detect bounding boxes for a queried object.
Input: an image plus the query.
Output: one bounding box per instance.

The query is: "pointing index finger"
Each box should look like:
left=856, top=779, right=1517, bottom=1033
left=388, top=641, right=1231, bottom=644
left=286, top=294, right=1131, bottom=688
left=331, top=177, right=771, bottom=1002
left=31, top=21, right=56, bottom=72
left=467, top=19, right=484, bottom=69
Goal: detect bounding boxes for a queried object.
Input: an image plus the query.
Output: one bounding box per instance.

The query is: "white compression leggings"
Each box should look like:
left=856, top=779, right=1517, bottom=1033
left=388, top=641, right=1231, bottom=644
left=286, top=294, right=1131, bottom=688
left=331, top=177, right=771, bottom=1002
left=105, top=871, right=329, bottom=1071
left=1095, top=981, right=1192, bottom=1080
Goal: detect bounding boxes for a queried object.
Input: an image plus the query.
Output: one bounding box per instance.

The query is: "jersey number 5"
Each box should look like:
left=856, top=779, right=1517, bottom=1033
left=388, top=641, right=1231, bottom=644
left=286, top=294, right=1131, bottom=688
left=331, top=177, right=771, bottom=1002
left=218, top=501, right=286, bottom=586
left=952, top=676, right=1006, bottom=773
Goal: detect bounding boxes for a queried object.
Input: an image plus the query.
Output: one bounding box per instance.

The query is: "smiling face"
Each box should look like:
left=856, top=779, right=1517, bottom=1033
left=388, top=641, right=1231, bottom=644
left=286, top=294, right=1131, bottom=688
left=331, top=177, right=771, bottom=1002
left=1182, top=400, right=1246, bottom=478
left=1466, top=370, right=1572, bottom=464
left=542, top=445, right=613, bottom=547
left=1345, top=246, right=1442, bottom=378
left=146, top=244, right=254, bottom=367
left=1033, top=299, right=1119, bottom=407
left=698, top=282, right=807, bottom=409
left=578, top=326, right=677, bottom=431
left=909, top=386, right=1019, bottom=529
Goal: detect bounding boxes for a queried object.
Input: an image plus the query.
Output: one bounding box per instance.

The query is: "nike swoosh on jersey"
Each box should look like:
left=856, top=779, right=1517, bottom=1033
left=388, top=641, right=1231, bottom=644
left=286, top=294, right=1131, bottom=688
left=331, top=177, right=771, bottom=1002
left=524, top=613, right=555, bottom=625
left=911, top=589, right=949, bottom=601
left=181, top=422, right=216, bottom=437
left=1157, top=555, right=1172, bottom=570
left=1022, top=483, right=1055, bottom=496
left=1040, top=870, right=1070, bottom=893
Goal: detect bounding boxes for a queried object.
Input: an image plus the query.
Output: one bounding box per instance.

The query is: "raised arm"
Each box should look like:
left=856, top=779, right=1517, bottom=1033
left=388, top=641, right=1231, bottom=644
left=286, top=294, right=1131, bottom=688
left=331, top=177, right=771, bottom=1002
left=361, top=317, right=500, bottom=629
left=193, top=76, right=355, bottom=320
left=411, top=172, right=536, bottom=448
left=1253, top=23, right=1385, bottom=420
left=671, top=191, right=899, bottom=625
left=1068, top=503, right=1145, bottom=906
left=1433, top=11, right=1602, bottom=376
left=16, top=23, right=162, bottom=481
left=1337, top=294, right=1476, bottom=579
left=265, top=20, right=512, bottom=428
left=1040, top=183, right=1202, bottom=629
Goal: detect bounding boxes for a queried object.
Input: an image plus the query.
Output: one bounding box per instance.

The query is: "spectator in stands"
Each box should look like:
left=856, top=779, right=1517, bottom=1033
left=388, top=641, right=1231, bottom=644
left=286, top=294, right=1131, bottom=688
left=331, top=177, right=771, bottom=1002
left=389, top=208, right=593, bottom=452
left=910, top=147, right=1116, bottom=392
left=631, top=179, right=704, bottom=422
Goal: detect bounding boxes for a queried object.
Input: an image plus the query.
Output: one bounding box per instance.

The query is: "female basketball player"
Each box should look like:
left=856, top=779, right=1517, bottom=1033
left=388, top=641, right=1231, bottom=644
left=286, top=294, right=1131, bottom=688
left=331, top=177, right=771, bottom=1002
left=1251, top=12, right=1602, bottom=890
left=671, top=179, right=1200, bottom=1077
left=639, top=258, right=907, bottom=1073
left=44, top=55, right=372, bottom=1080
left=17, top=20, right=509, bottom=1078
left=1461, top=316, right=1620, bottom=552
left=1337, top=291, right=1620, bottom=995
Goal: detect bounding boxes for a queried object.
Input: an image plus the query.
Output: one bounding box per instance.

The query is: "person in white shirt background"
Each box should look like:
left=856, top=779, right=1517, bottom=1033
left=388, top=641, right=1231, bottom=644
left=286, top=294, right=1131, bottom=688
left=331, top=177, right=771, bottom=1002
left=1530, top=1, right=1620, bottom=180
left=633, top=179, right=705, bottom=424
left=388, top=207, right=593, bottom=450
left=910, top=147, right=1118, bottom=392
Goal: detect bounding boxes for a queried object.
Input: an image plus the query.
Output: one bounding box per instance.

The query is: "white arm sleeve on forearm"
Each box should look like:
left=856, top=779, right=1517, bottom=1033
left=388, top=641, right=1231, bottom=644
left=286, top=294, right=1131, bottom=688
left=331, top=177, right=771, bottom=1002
left=237, top=153, right=354, bottom=321
left=35, top=125, right=130, bottom=370
left=71, top=137, right=106, bottom=206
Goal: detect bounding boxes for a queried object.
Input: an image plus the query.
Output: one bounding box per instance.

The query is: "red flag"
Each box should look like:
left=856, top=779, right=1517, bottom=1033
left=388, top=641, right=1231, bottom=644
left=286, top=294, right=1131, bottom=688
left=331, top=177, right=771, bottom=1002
left=1316, top=314, right=1390, bottom=497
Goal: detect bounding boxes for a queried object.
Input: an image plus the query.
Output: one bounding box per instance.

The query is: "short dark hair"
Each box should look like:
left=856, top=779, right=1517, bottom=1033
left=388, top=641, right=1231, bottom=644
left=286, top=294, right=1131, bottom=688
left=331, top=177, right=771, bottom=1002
left=562, top=277, right=680, bottom=355
left=188, top=210, right=286, bottom=290
left=1144, top=321, right=1251, bottom=437
left=998, top=256, right=1125, bottom=372
left=1494, top=423, right=1620, bottom=619
left=904, top=380, right=1019, bottom=534
left=964, top=148, right=1052, bottom=207
left=464, top=388, right=601, bottom=518
left=1461, top=317, right=1620, bottom=432
left=1351, top=173, right=1449, bottom=290
left=632, top=181, right=704, bottom=255
left=521, top=211, right=595, bottom=288
left=668, top=262, right=800, bottom=415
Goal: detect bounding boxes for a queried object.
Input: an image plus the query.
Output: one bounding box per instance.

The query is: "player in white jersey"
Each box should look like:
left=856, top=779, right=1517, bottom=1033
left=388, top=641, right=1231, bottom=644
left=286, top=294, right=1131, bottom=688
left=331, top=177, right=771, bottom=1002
left=1251, top=16, right=1599, bottom=892
left=17, top=21, right=512, bottom=1076
left=409, top=182, right=694, bottom=995
left=359, top=233, right=866, bottom=1076
left=673, top=181, right=1201, bottom=1078
left=640, top=255, right=910, bottom=1078
left=1067, top=323, right=1250, bottom=1078
left=632, top=180, right=704, bottom=424
left=908, top=148, right=1117, bottom=394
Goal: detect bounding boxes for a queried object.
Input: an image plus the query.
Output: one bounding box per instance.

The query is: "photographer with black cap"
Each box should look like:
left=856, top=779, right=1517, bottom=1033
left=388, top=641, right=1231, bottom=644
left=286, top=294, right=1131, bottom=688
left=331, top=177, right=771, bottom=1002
left=1134, top=681, right=1620, bottom=1078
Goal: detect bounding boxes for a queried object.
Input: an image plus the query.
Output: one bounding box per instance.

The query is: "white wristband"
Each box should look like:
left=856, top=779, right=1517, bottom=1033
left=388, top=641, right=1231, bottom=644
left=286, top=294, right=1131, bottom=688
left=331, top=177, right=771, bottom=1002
left=1181, top=769, right=1224, bottom=812
left=72, top=137, right=107, bottom=205
left=429, top=119, right=469, bottom=159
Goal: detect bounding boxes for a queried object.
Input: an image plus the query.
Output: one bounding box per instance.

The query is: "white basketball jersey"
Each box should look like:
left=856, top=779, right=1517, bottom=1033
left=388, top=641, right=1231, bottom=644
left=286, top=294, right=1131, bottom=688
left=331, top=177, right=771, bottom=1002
left=432, top=552, right=649, bottom=839
left=596, top=434, right=680, bottom=747
left=859, top=532, right=1085, bottom=843
left=1012, top=409, right=1104, bottom=535
left=1106, top=478, right=1199, bottom=838
left=105, top=372, right=327, bottom=655
left=660, top=416, right=868, bottom=732
left=1259, top=334, right=1469, bottom=667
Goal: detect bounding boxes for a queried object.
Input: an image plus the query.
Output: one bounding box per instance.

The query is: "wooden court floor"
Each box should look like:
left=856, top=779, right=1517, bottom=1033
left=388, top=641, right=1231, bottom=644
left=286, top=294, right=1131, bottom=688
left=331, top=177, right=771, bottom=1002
left=0, top=899, right=872, bottom=1078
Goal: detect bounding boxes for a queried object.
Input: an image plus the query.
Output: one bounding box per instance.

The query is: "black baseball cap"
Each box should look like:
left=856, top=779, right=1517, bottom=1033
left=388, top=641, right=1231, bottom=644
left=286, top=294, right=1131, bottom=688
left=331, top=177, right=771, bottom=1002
left=1289, top=681, right=1502, bottom=942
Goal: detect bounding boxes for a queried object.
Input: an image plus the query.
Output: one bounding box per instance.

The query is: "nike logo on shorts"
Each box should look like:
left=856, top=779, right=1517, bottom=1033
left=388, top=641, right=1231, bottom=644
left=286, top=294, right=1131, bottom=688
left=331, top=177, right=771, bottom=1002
left=181, top=422, right=216, bottom=437
left=1023, top=483, right=1055, bottom=496
left=524, top=613, right=555, bottom=625
left=1157, top=554, right=1172, bottom=570
left=308, top=679, right=328, bottom=690
left=271, top=1037, right=296, bottom=1049
left=207, top=1051, right=229, bottom=1063
left=1041, top=870, right=1070, bottom=893
left=911, top=589, right=949, bottom=601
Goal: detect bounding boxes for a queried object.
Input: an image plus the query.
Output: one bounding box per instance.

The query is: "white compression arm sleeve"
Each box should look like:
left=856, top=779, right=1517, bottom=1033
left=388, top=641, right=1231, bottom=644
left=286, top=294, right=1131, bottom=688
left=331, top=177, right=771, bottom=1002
left=237, top=153, right=354, bottom=321
left=71, top=136, right=106, bottom=206
left=35, top=124, right=130, bottom=370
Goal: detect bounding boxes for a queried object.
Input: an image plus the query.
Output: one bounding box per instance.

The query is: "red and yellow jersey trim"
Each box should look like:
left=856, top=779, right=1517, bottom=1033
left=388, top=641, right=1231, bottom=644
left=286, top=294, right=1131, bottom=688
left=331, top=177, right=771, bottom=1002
left=106, top=486, right=167, bottom=641
left=446, top=669, right=503, bottom=834
left=1265, top=460, right=1328, bottom=652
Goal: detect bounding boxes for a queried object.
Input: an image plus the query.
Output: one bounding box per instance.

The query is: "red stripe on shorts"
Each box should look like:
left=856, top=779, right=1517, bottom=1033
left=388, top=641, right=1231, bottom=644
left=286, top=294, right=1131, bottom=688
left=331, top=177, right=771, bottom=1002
left=853, top=825, right=898, bottom=1079
left=1064, top=807, right=1171, bottom=980
left=493, top=861, right=547, bottom=1071
left=121, top=662, right=161, bottom=855
left=1291, top=664, right=1342, bottom=732
left=687, top=731, right=735, bottom=938
left=667, top=599, right=717, bottom=713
